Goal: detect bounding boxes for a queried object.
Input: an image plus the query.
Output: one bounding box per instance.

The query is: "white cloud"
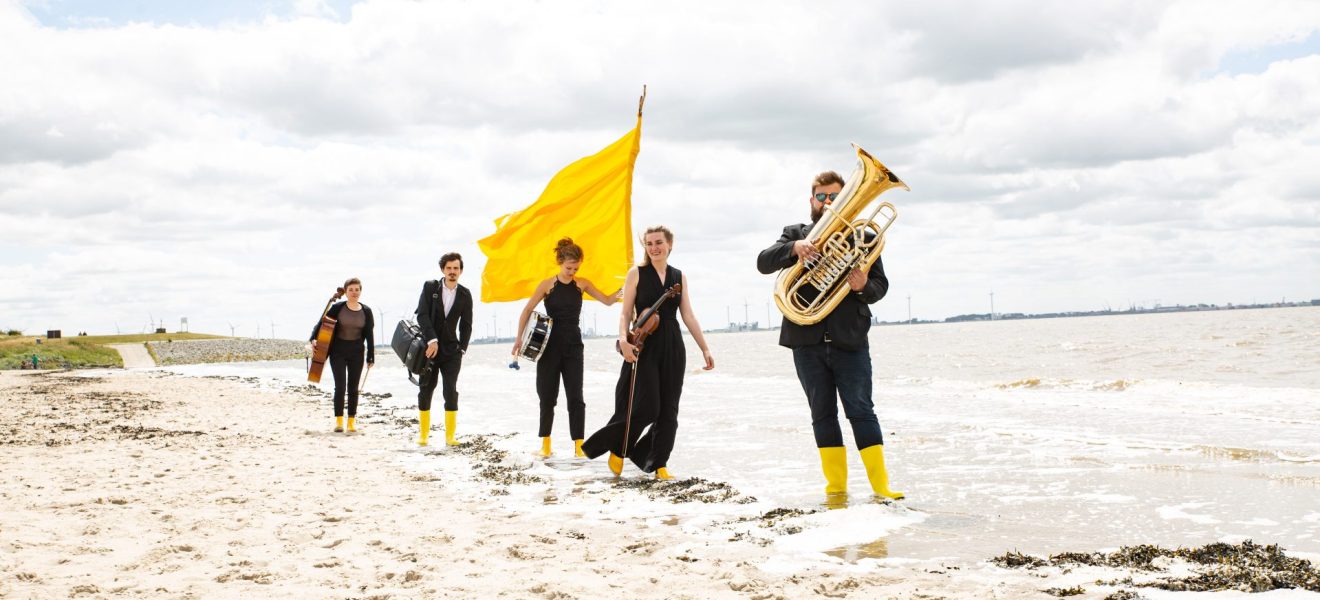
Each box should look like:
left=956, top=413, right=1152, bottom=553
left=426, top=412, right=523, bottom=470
left=1, top=0, right=1317, bottom=338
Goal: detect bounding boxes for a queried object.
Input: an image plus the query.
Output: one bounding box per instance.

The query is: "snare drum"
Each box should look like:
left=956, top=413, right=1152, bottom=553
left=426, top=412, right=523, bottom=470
left=518, top=311, right=554, bottom=362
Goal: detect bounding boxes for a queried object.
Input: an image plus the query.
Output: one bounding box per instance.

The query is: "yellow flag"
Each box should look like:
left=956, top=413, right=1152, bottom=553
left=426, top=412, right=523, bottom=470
left=477, top=116, right=640, bottom=302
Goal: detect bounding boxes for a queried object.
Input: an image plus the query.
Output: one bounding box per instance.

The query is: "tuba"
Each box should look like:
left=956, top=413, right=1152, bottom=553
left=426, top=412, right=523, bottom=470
left=773, top=144, right=908, bottom=326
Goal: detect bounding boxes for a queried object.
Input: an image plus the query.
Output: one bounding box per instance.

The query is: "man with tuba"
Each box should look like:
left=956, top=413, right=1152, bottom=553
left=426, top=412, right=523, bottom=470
left=756, top=170, right=904, bottom=500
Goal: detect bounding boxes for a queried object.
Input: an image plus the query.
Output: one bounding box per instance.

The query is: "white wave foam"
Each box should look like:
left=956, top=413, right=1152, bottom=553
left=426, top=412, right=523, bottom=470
left=1157, top=503, right=1221, bottom=525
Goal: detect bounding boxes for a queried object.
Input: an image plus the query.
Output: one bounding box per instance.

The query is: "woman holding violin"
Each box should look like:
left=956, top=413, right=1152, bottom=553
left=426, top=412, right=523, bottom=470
left=309, top=277, right=375, bottom=433
left=512, top=238, right=621, bottom=458
left=582, top=226, right=715, bottom=479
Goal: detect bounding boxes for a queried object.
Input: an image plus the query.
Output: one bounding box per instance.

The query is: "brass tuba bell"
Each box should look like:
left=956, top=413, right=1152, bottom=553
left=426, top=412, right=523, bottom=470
left=773, top=144, right=908, bottom=326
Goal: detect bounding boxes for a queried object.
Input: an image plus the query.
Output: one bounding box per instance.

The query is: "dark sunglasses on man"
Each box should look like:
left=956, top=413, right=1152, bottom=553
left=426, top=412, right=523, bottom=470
left=813, top=192, right=839, bottom=203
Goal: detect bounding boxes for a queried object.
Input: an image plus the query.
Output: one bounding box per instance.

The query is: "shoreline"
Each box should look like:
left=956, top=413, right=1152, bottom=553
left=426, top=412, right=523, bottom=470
left=4, top=370, right=1317, bottom=598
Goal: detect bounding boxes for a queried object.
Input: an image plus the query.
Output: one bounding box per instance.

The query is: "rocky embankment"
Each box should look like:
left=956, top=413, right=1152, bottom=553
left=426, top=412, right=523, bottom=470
left=147, top=338, right=307, bottom=365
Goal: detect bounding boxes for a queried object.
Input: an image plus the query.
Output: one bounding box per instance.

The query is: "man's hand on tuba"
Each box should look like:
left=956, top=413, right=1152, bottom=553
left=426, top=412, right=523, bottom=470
left=847, top=268, right=866, bottom=292
left=793, top=239, right=821, bottom=263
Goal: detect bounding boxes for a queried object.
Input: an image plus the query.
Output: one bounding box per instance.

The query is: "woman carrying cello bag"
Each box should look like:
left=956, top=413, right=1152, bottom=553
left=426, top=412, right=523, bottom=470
left=309, top=277, right=375, bottom=433
left=581, top=226, right=715, bottom=480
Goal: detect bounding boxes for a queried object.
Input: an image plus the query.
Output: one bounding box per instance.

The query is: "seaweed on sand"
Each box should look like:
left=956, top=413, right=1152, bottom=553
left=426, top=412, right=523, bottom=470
left=994, top=540, right=1319, bottom=593
left=614, top=476, right=756, bottom=504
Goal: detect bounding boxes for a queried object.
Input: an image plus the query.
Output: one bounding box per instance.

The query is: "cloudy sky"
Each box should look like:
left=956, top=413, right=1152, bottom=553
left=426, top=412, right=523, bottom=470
left=2, top=0, right=1318, bottom=341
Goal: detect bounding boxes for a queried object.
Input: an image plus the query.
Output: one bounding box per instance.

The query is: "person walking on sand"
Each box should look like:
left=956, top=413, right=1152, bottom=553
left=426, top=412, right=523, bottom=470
left=309, top=277, right=375, bottom=433
left=756, top=170, right=903, bottom=500
left=512, top=238, right=621, bottom=458
left=415, top=252, right=473, bottom=446
left=581, top=226, right=715, bottom=480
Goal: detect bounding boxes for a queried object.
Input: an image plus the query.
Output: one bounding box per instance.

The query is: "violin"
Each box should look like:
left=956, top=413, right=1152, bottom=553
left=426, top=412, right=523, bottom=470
left=616, top=284, right=682, bottom=358
left=307, top=287, right=346, bottom=383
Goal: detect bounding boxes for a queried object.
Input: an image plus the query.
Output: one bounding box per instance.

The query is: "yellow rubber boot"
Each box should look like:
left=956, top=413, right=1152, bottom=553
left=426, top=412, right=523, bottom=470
left=858, top=445, right=905, bottom=500
left=655, top=467, right=673, bottom=480
left=335, top=416, right=344, bottom=433
left=573, top=439, right=585, bottom=458
left=607, top=453, right=624, bottom=477
left=539, top=436, right=552, bottom=457
left=418, top=410, right=430, bottom=446
left=819, top=447, right=848, bottom=495
left=444, top=410, right=459, bottom=446
left=347, top=417, right=356, bottom=433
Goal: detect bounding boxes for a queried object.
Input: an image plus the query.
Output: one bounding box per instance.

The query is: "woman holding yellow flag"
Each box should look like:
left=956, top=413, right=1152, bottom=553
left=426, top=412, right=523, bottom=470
left=513, top=238, right=621, bottom=458
left=581, top=226, right=715, bottom=480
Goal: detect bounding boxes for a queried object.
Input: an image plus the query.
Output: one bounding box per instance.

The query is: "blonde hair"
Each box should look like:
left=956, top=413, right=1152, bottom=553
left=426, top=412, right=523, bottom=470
left=638, top=225, right=674, bottom=266
left=554, top=237, right=583, bottom=264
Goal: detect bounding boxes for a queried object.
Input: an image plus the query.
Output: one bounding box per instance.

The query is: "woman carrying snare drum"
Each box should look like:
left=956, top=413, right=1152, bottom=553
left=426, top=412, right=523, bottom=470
left=513, top=238, right=621, bottom=457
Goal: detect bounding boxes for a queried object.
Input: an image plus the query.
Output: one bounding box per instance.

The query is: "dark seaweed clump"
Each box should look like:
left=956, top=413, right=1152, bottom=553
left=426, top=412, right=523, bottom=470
left=991, top=550, right=1046, bottom=569
left=615, top=476, right=756, bottom=504
left=994, top=540, right=1319, bottom=593
left=454, top=435, right=546, bottom=486
left=755, top=507, right=820, bottom=526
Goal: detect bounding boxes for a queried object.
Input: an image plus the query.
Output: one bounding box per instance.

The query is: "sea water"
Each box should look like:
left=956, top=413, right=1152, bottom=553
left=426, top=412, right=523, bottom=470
left=168, top=306, right=1320, bottom=563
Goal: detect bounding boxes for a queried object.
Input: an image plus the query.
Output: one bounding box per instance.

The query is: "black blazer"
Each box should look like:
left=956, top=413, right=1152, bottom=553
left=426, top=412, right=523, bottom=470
left=415, top=280, right=473, bottom=358
left=308, top=301, right=375, bottom=363
left=756, top=223, right=888, bottom=351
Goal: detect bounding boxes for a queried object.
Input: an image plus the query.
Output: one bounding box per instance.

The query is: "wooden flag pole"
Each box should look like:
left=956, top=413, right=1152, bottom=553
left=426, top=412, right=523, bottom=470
left=618, top=83, right=647, bottom=469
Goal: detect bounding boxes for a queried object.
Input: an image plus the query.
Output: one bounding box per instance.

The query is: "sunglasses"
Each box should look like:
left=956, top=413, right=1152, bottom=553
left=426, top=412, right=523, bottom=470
left=813, top=192, right=839, bottom=202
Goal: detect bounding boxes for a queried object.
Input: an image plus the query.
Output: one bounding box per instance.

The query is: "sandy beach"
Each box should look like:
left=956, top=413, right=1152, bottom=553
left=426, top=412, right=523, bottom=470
left=3, top=365, right=1318, bottom=599
left=0, top=369, right=940, bottom=599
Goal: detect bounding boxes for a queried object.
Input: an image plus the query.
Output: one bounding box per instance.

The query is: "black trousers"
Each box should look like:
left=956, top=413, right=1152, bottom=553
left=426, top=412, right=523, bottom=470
left=417, top=352, right=462, bottom=412
left=328, top=340, right=365, bottom=417
left=581, top=330, right=685, bottom=473
left=536, top=337, right=585, bottom=439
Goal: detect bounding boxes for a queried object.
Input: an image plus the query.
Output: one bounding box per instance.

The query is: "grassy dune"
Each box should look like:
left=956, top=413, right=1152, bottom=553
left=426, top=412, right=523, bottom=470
left=0, top=333, right=226, bottom=369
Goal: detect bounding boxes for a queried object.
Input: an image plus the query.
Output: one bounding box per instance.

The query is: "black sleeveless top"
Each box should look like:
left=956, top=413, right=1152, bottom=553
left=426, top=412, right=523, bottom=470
left=544, top=278, right=582, bottom=340
left=636, top=264, right=681, bottom=325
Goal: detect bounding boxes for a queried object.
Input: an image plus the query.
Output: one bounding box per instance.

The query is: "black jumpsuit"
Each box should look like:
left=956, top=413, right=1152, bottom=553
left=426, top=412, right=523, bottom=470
left=536, top=279, right=586, bottom=439
left=582, top=264, right=686, bottom=473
